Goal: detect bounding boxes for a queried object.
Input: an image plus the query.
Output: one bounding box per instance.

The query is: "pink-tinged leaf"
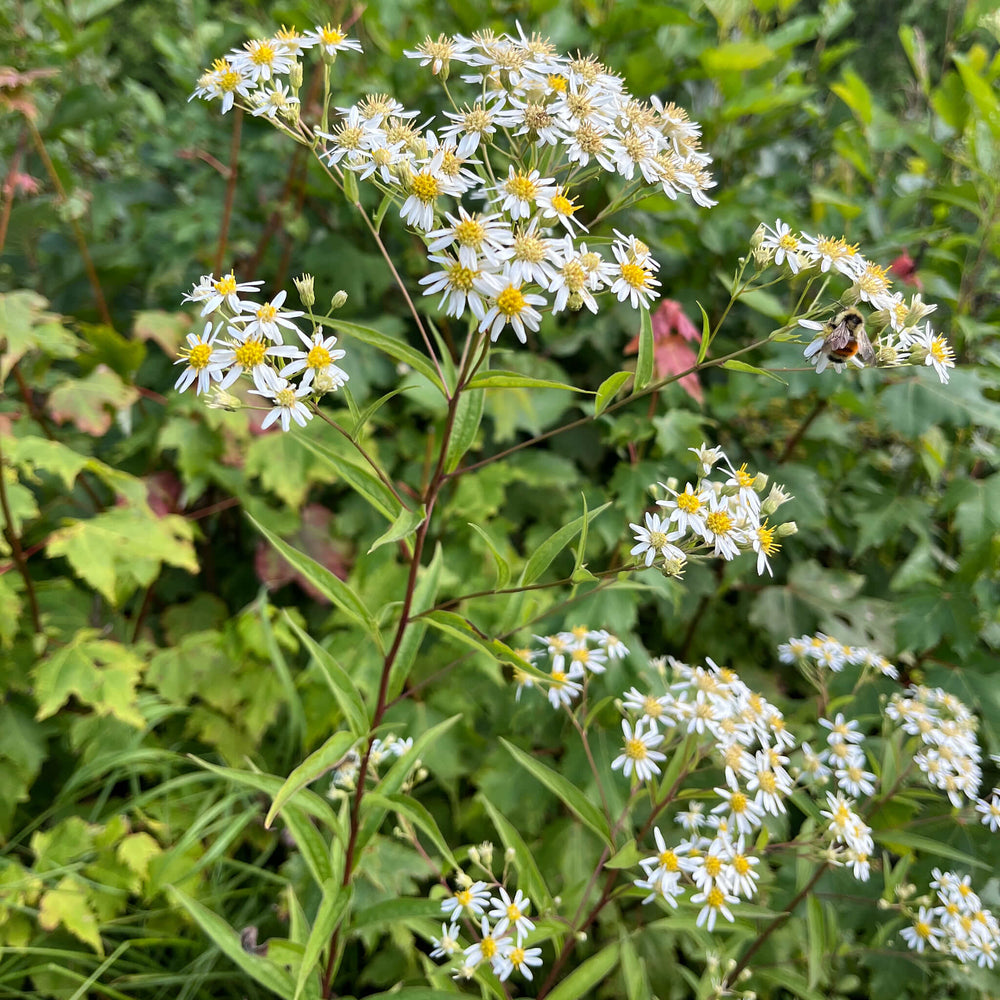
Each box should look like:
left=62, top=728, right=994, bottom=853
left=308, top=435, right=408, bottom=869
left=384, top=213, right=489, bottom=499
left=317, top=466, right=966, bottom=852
left=890, top=251, right=922, bottom=289
left=254, top=504, right=352, bottom=602
left=132, top=310, right=192, bottom=357
left=48, top=365, right=140, bottom=436
left=624, top=299, right=703, bottom=402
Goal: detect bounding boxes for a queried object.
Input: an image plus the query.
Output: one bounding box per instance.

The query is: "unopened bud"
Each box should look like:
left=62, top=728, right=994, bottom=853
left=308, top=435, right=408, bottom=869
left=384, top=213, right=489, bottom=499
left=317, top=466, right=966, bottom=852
left=752, top=472, right=769, bottom=493
left=776, top=520, right=798, bottom=537
left=467, top=846, right=480, bottom=865
left=289, top=61, right=303, bottom=90
left=477, top=842, right=494, bottom=869
left=294, top=273, right=315, bottom=308
left=330, top=290, right=348, bottom=311
left=505, top=847, right=516, bottom=863
left=206, top=386, right=242, bottom=411
left=749, top=224, right=765, bottom=251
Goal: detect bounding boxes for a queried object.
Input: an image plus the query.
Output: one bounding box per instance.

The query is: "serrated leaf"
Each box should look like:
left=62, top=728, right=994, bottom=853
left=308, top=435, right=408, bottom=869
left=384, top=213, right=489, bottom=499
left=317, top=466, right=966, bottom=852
left=33, top=632, right=145, bottom=727
left=116, top=832, right=162, bottom=882
left=594, top=371, right=630, bottom=415
left=266, top=731, right=358, bottom=828
left=324, top=318, right=444, bottom=396
left=48, top=365, right=139, bottom=437
left=46, top=508, right=198, bottom=605
left=721, top=359, right=787, bottom=383
left=544, top=942, right=620, bottom=1000
left=38, top=876, right=103, bottom=954
left=168, top=887, right=296, bottom=997
left=444, top=388, right=485, bottom=473
left=466, top=371, right=582, bottom=391
left=634, top=307, right=654, bottom=391
left=519, top=501, right=612, bottom=586
left=295, top=881, right=352, bottom=1000
left=368, top=505, right=426, bottom=554
left=499, top=738, right=611, bottom=846
left=248, top=513, right=380, bottom=642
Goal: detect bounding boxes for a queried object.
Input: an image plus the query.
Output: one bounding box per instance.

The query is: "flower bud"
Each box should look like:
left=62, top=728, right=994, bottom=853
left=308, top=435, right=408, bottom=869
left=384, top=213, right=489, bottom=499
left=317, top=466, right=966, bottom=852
left=289, top=61, right=303, bottom=90
left=294, top=273, right=315, bottom=308
left=330, top=290, right=348, bottom=311
left=776, top=520, right=798, bottom=537
left=205, top=387, right=242, bottom=411
left=505, top=847, right=516, bottom=863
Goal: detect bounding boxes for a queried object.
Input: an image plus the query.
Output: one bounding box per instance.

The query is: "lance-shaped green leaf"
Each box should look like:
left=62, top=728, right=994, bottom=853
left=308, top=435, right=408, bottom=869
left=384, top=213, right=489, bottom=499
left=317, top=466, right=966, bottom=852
left=545, top=942, right=620, bottom=1000
left=281, top=803, right=335, bottom=887
left=594, top=371, right=631, bottom=415
left=479, top=793, right=553, bottom=913
left=356, top=714, right=461, bottom=853
left=265, top=731, right=358, bottom=829
left=634, top=306, right=654, bottom=391
left=168, top=887, right=296, bottom=998
left=294, top=880, right=352, bottom=1000
left=388, top=544, right=443, bottom=700
left=519, top=501, right=612, bottom=586
left=696, top=301, right=712, bottom=362
left=722, top=359, right=787, bottom=383
left=499, top=738, right=611, bottom=846
left=248, top=513, right=381, bottom=643
left=296, top=434, right=400, bottom=522
left=322, top=318, right=444, bottom=396
left=351, top=897, right=445, bottom=933
left=444, top=387, right=485, bottom=474
left=466, top=371, right=584, bottom=391
left=368, top=504, right=426, bottom=554
left=285, top=614, right=368, bottom=738
left=366, top=792, right=459, bottom=870
left=467, top=522, right=511, bottom=590
left=422, top=611, right=549, bottom=683
left=872, top=828, right=988, bottom=869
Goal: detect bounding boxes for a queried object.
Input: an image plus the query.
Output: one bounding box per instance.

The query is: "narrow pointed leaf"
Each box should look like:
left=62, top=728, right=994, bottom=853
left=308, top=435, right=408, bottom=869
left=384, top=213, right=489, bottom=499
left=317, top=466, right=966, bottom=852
left=594, top=371, right=630, bottom=415
left=294, top=881, right=352, bottom=1000
left=368, top=504, right=426, bottom=554
left=266, top=731, right=357, bottom=828
left=444, top=388, right=485, bottom=473
left=519, top=501, right=612, bottom=585
left=634, top=307, right=654, bottom=391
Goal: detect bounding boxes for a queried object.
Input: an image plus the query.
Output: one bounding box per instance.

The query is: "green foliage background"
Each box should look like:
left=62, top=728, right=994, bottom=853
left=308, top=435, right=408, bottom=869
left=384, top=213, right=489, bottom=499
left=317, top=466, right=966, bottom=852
left=1, top=0, right=999, bottom=998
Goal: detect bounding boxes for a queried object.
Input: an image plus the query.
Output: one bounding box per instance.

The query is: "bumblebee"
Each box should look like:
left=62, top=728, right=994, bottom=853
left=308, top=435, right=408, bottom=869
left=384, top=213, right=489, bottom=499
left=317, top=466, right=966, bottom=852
left=820, top=307, right=875, bottom=366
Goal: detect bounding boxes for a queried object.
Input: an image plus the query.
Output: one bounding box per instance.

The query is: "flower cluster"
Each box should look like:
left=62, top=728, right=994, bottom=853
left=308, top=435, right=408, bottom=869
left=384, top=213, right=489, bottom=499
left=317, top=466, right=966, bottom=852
left=192, top=25, right=716, bottom=348
left=751, top=220, right=955, bottom=382
left=436, top=870, right=542, bottom=983
left=174, top=271, right=348, bottom=430
left=899, top=870, right=998, bottom=969
left=778, top=631, right=899, bottom=680
left=629, top=442, right=795, bottom=578
left=513, top=626, right=629, bottom=710
left=887, top=685, right=984, bottom=809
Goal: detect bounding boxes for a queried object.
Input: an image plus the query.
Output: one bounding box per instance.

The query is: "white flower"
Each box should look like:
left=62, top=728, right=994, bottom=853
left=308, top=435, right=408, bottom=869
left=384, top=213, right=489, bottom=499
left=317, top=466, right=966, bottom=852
left=479, top=280, right=547, bottom=344
left=430, top=921, right=461, bottom=959
left=280, top=330, right=349, bottom=390
left=418, top=254, right=500, bottom=321
left=249, top=374, right=313, bottom=431
left=463, top=915, right=510, bottom=971
left=691, top=886, right=739, bottom=931
left=536, top=185, right=587, bottom=235
left=185, top=271, right=265, bottom=317
left=657, top=482, right=710, bottom=539
left=491, top=165, right=555, bottom=220
left=174, top=321, right=223, bottom=395
left=495, top=941, right=544, bottom=982
left=239, top=289, right=304, bottom=343
left=629, top=511, right=684, bottom=567
left=609, top=240, right=660, bottom=309
left=758, top=219, right=802, bottom=273
left=304, top=23, right=363, bottom=58
left=441, top=880, right=491, bottom=919
left=488, top=888, right=535, bottom=941
left=900, top=906, right=945, bottom=953
left=611, top=718, right=666, bottom=782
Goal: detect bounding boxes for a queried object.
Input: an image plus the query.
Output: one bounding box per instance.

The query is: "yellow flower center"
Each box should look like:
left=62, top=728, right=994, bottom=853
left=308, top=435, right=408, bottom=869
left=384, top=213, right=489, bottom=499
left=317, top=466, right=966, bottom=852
left=704, top=855, right=722, bottom=877
left=676, top=491, right=701, bottom=513
left=247, top=40, right=276, bottom=67
left=319, top=24, right=347, bottom=46
left=506, top=172, right=538, bottom=201
left=648, top=530, right=668, bottom=549
left=481, top=936, right=497, bottom=959
left=509, top=945, right=525, bottom=965
left=186, top=343, right=212, bottom=369
left=706, top=510, right=733, bottom=535
left=453, top=218, right=486, bottom=246
left=733, top=855, right=751, bottom=875
left=625, top=738, right=649, bottom=760
left=506, top=903, right=522, bottom=921
left=757, top=771, right=777, bottom=794
left=275, top=387, right=297, bottom=407
left=707, top=887, right=725, bottom=907
left=234, top=339, right=267, bottom=367
left=729, top=792, right=747, bottom=813
left=547, top=73, right=568, bottom=92
left=214, top=272, right=237, bottom=295
left=619, top=262, right=649, bottom=290
left=307, top=345, right=332, bottom=369
left=455, top=888, right=472, bottom=907
left=551, top=192, right=577, bottom=216
left=644, top=696, right=663, bottom=718
left=446, top=263, right=476, bottom=291
left=411, top=172, right=440, bottom=202
left=915, top=920, right=931, bottom=939
left=256, top=303, right=277, bottom=324
left=496, top=285, right=526, bottom=317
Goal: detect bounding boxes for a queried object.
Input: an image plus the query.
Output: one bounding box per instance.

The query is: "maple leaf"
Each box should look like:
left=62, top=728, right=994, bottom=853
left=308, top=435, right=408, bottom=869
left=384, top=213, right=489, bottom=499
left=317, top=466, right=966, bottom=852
left=37, top=875, right=104, bottom=953
left=48, top=364, right=140, bottom=436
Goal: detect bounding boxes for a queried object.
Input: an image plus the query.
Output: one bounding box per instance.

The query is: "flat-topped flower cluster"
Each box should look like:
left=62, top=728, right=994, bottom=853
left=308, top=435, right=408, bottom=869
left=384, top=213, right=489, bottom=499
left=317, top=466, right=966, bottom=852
left=173, top=271, right=347, bottom=430
left=752, top=220, right=956, bottom=382
left=629, top=442, right=796, bottom=579
left=191, top=24, right=716, bottom=347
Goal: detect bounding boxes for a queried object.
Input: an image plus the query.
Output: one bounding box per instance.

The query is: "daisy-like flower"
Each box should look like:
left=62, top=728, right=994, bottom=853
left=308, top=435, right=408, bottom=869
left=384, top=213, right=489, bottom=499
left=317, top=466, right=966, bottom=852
left=405, top=33, right=457, bottom=76
left=701, top=494, right=744, bottom=561
left=400, top=150, right=453, bottom=233
left=174, top=321, right=223, bottom=395
left=711, top=785, right=764, bottom=837
left=691, top=886, right=739, bottom=931
left=819, top=713, right=865, bottom=745
left=186, top=270, right=265, bottom=317
left=251, top=79, right=299, bottom=119
left=630, top=511, right=683, bottom=567
left=906, top=320, right=956, bottom=384
left=229, top=37, right=293, bottom=83
left=441, top=880, right=491, bottom=919
left=496, top=941, right=544, bottom=982
left=751, top=519, right=779, bottom=577
left=479, top=279, right=547, bottom=344
left=488, top=888, right=535, bottom=941
left=426, top=207, right=511, bottom=269
left=491, top=166, right=555, bottom=220
left=190, top=58, right=256, bottom=114
left=835, top=763, right=877, bottom=798
left=305, top=23, right=363, bottom=59
left=463, top=915, right=510, bottom=971
left=611, top=718, right=666, bottom=782
left=975, top=792, right=1000, bottom=832
left=280, top=330, right=349, bottom=390
left=319, top=106, right=384, bottom=167
left=249, top=374, right=313, bottom=432
left=851, top=260, right=894, bottom=310
left=212, top=330, right=299, bottom=391
left=758, top=219, right=803, bottom=273
left=797, top=233, right=864, bottom=278
left=723, top=837, right=761, bottom=898
left=430, top=921, right=462, bottom=959
left=536, top=185, right=586, bottom=235
left=900, top=906, right=945, bottom=953
left=239, top=289, right=304, bottom=343
left=495, top=221, right=559, bottom=287
left=440, top=100, right=517, bottom=157
left=546, top=668, right=583, bottom=710
left=419, top=254, right=499, bottom=321
left=609, top=241, right=660, bottom=308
